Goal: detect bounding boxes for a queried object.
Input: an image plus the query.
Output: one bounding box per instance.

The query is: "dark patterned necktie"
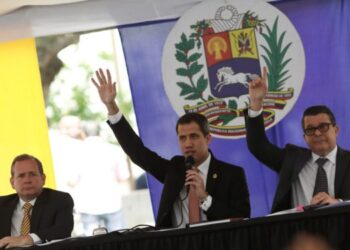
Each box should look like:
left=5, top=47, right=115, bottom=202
left=313, top=158, right=329, bottom=196
left=20, top=202, right=32, bottom=235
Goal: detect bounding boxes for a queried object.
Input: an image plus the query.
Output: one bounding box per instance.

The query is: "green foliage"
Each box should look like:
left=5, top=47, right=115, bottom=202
left=46, top=37, right=133, bottom=127
left=175, top=33, right=208, bottom=102
left=69, top=86, right=103, bottom=120
left=46, top=89, right=63, bottom=126
left=242, top=11, right=265, bottom=32
left=175, top=51, right=187, bottom=63
left=177, top=82, right=193, bottom=96
left=175, top=33, right=195, bottom=51
left=208, top=95, right=214, bottom=101
left=98, top=51, right=113, bottom=61
left=47, top=83, right=104, bottom=126
left=189, top=20, right=211, bottom=49
left=116, top=89, right=133, bottom=116
left=188, top=53, right=201, bottom=62
left=260, top=17, right=292, bottom=91
left=218, top=99, right=238, bottom=125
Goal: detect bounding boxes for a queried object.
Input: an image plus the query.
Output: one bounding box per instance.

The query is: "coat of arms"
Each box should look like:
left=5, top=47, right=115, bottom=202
left=162, top=1, right=305, bottom=138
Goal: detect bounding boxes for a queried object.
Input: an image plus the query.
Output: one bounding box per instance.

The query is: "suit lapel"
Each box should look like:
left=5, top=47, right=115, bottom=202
left=30, top=189, right=46, bottom=231
left=157, top=157, right=186, bottom=226
left=276, top=149, right=310, bottom=208
left=206, top=155, right=219, bottom=194
left=290, top=150, right=311, bottom=183
left=172, top=156, right=186, bottom=194
left=5, top=197, right=19, bottom=235
left=334, top=147, right=350, bottom=195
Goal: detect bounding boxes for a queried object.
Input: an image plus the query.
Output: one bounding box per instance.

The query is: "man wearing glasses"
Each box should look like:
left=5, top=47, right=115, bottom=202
left=244, top=67, right=350, bottom=213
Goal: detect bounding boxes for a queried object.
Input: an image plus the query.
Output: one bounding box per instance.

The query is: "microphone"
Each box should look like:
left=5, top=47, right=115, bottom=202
left=185, top=156, right=195, bottom=193
left=185, top=156, right=195, bottom=171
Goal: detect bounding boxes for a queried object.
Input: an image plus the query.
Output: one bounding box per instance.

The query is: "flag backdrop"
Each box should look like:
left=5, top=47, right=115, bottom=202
left=119, top=0, right=350, bottom=217
left=0, top=38, right=55, bottom=194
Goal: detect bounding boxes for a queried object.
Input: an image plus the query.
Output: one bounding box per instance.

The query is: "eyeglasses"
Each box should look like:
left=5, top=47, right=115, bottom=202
left=304, top=123, right=335, bottom=136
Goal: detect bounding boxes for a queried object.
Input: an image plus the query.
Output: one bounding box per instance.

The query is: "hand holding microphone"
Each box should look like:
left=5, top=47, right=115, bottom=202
left=185, top=156, right=195, bottom=193
left=184, top=156, right=206, bottom=199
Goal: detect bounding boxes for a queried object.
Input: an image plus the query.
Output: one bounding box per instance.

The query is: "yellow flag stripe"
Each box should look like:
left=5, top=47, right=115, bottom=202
left=0, top=38, right=55, bottom=195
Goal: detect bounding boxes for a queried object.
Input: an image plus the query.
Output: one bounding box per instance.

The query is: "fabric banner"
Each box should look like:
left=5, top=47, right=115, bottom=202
left=119, top=0, right=350, bottom=217
left=0, top=38, right=55, bottom=195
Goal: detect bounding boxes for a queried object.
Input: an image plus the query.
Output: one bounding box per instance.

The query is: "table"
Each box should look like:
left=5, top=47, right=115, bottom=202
left=25, top=204, right=350, bottom=250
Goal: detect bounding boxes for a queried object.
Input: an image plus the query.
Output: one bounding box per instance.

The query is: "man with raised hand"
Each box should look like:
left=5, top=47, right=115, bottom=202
left=92, top=68, right=250, bottom=228
left=245, top=67, right=350, bottom=213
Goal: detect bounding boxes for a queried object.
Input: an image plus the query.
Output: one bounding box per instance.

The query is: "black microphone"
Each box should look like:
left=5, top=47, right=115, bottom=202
left=185, top=156, right=195, bottom=193
left=185, top=156, right=195, bottom=171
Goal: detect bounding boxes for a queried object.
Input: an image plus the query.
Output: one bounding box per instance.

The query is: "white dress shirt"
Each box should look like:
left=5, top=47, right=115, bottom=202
left=292, top=147, right=337, bottom=207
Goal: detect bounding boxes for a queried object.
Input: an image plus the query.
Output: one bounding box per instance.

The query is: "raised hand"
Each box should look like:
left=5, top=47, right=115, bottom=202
left=91, top=68, right=119, bottom=115
left=249, top=66, right=268, bottom=111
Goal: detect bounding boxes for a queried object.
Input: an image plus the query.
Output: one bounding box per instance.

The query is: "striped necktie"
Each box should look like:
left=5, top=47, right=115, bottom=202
left=313, top=158, right=329, bottom=196
left=20, top=202, right=32, bottom=236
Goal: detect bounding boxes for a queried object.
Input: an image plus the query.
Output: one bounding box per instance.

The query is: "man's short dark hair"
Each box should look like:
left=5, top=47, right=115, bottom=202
left=11, top=154, right=44, bottom=177
left=176, top=112, right=210, bottom=136
left=302, top=105, right=336, bottom=129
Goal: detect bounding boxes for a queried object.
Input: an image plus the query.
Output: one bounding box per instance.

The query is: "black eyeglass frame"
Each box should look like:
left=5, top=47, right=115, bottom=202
left=303, top=122, right=335, bottom=136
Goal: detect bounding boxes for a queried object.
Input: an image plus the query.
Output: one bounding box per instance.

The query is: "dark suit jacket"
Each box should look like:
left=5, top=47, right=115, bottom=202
left=245, top=111, right=350, bottom=213
left=0, top=188, right=74, bottom=241
left=108, top=116, right=250, bottom=228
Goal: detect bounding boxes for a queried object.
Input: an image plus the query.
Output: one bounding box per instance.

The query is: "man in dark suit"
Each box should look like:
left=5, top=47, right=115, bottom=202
left=0, top=154, right=74, bottom=248
left=245, top=67, right=350, bottom=213
left=92, top=69, right=250, bottom=228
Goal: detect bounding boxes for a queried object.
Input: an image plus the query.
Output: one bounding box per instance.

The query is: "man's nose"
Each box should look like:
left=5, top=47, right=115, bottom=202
left=184, top=138, right=193, bottom=147
left=314, top=128, right=322, bottom=136
left=23, top=175, right=32, bottom=182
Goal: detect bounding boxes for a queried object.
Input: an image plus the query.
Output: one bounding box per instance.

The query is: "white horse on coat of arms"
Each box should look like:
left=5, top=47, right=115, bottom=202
left=215, top=66, right=259, bottom=92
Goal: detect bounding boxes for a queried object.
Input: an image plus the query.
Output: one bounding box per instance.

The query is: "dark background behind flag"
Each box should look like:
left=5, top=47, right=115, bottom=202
left=119, top=0, right=350, bottom=218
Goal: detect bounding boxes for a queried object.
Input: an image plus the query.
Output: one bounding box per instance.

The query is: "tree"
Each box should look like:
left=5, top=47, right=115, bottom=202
left=36, top=33, right=80, bottom=102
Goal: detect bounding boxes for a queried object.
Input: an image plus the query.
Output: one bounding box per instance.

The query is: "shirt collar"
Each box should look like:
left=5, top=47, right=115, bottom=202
left=19, top=198, right=37, bottom=209
left=311, top=145, right=337, bottom=165
left=197, top=152, right=211, bottom=176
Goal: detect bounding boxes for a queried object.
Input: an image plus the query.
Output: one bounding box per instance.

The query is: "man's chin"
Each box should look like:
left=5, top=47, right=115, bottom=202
left=312, top=147, right=329, bottom=156
left=20, top=191, right=37, bottom=200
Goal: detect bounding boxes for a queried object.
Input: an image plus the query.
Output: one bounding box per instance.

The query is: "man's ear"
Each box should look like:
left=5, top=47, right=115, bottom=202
left=42, top=174, right=46, bottom=186
left=10, top=177, right=15, bottom=189
left=334, top=125, right=339, bottom=136
left=206, top=134, right=212, bottom=144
